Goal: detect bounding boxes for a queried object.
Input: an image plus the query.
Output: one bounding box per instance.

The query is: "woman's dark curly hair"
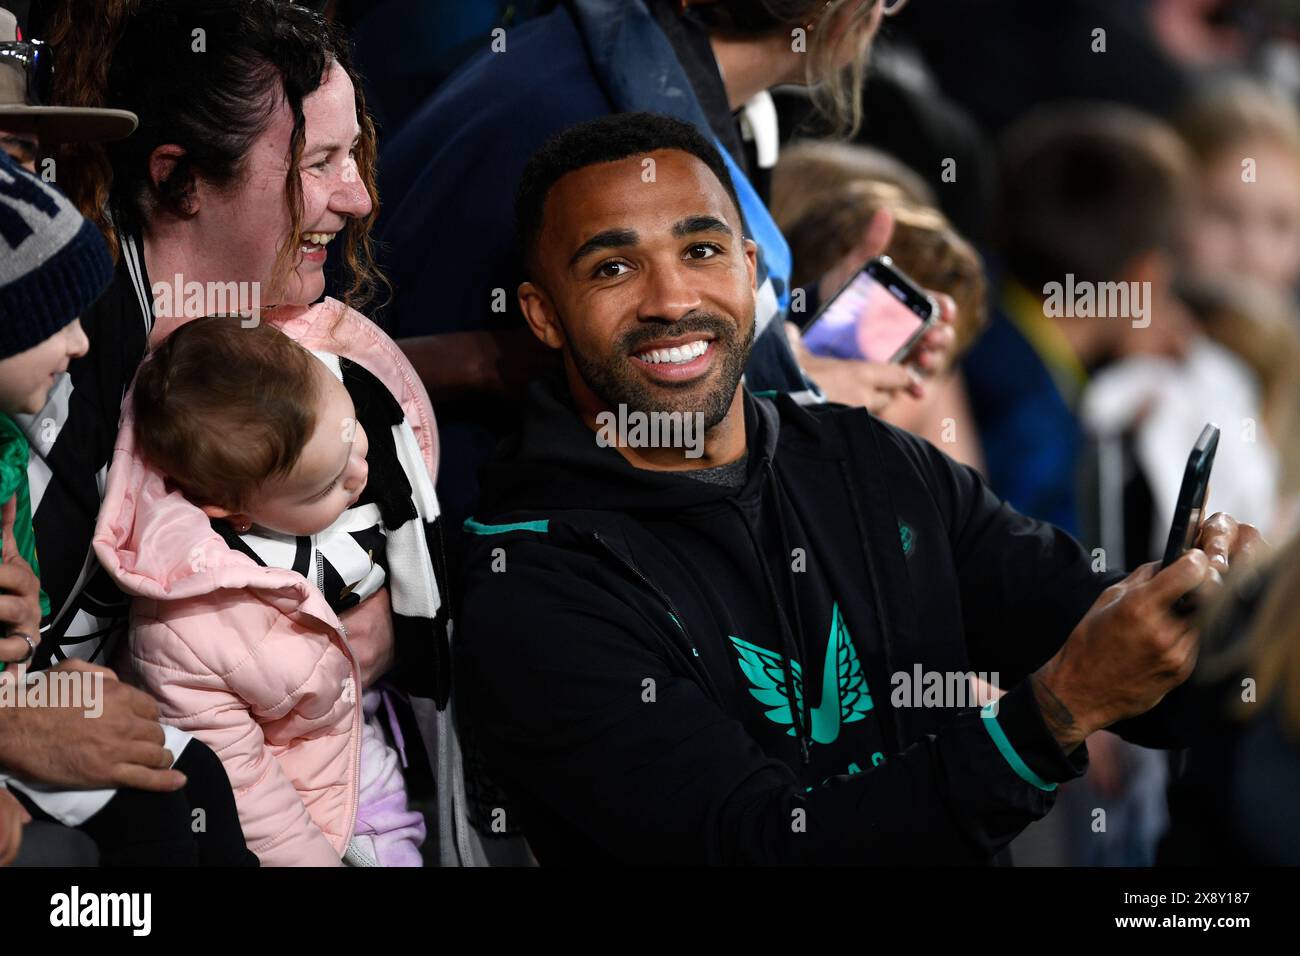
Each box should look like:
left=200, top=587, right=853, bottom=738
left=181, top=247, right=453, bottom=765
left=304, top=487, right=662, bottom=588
left=45, top=0, right=387, bottom=313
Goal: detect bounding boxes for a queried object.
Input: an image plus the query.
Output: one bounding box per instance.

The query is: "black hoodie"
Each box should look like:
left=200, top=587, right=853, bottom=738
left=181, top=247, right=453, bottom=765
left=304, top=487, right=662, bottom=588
left=456, top=379, right=1182, bottom=865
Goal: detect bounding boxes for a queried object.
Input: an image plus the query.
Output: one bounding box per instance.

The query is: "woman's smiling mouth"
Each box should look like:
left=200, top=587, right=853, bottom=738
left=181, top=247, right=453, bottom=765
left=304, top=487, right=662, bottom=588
left=299, top=231, right=338, bottom=264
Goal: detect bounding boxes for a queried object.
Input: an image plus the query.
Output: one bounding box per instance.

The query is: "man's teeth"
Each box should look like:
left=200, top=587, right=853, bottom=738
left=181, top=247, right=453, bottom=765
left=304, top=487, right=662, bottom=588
left=637, top=340, right=710, bottom=365
left=302, top=232, right=335, bottom=246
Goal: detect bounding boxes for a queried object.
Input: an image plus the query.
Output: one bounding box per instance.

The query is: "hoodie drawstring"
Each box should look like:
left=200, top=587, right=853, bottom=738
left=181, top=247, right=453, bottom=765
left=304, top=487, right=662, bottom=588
left=727, top=457, right=814, bottom=765
left=837, top=458, right=903, bottom=753
left=765, top=459, right=815, bottom=755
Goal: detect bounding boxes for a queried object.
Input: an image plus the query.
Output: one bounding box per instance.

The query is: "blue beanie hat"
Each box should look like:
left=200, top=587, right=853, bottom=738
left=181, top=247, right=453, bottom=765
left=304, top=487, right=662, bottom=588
left=0, top=150, right=113, bottom=360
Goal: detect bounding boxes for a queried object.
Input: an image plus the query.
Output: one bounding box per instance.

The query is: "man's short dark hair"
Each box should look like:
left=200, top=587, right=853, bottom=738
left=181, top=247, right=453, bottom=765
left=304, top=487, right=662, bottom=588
left=999, top=103, right=1192, bottom=289
left=515, top=112, right=744, bottom=274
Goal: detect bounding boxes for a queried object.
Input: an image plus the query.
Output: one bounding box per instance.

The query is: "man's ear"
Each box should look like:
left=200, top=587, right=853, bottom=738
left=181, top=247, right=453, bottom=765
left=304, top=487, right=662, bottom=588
left=148, top=144, right=198, bottom=216
left=743, top=237, right=759, bottom=293
left=518, top=281, right=566, bottom=350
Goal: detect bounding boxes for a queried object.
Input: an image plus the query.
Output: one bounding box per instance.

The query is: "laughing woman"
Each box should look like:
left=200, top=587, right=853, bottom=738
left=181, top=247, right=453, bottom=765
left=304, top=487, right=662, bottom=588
left=31, top=0, right=480, bottom=865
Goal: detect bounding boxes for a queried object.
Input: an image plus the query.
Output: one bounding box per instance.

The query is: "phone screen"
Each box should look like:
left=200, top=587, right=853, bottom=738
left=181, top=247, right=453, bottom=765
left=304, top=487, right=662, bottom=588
left=803, top=263, right=931, bottom=363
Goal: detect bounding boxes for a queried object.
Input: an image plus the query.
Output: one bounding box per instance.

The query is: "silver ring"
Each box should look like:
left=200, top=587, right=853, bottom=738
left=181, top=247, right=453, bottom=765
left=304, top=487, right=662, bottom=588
left=6, top=631, right=36, bottom=664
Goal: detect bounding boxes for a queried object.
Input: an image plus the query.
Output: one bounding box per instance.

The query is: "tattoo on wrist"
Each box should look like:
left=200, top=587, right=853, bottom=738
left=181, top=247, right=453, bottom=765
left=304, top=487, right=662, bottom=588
left=1031, top=672, right=1083, bottom=753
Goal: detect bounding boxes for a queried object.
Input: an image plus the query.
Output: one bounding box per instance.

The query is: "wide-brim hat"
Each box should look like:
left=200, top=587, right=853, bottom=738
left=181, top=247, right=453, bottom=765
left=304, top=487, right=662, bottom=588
left=0, top=7, right=137, bottom=144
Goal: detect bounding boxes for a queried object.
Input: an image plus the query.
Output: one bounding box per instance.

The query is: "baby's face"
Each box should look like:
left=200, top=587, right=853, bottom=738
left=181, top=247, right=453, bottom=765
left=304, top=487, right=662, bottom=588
left=241, top=361, right=369, bottom=536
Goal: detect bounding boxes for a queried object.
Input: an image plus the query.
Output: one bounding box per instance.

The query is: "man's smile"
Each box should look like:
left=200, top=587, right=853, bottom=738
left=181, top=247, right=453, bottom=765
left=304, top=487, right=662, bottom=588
left=628, top=332, right=719, bottom=384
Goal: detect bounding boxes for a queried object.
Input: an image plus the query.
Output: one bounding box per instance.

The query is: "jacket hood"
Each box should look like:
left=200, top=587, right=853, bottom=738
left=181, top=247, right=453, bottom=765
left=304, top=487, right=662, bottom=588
left=473, top=375, right=781, bottom=519
left=94, top=298, right=439, bottom=609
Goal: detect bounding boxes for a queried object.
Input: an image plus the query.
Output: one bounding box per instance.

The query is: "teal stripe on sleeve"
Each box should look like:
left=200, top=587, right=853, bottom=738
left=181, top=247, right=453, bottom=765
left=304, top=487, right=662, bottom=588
left=980, top=704, right=1058, bottom=792
left=463, top=517, right=550, bottom=535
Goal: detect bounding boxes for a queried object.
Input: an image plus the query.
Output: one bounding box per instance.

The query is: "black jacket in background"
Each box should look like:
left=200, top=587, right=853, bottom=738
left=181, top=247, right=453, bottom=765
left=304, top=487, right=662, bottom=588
left=457, top=381, right=1186, bottom=865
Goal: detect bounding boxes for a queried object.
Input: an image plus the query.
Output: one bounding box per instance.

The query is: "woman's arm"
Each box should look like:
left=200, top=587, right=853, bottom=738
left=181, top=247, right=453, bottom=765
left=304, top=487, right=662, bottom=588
left=340, top=586, right=394, bottom=690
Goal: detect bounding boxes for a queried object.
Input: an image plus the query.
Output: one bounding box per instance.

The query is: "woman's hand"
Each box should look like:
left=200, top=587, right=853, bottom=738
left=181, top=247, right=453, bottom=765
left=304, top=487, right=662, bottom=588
left=340, top=587, right=396, bottom=689
left=906, top=292, right=959, bottom=378
left=0, top=496, right=41, bottom=665
left=799, top=208, right=960, bottom=410
left=0, top=788, right=30, bottom=867
left=786, top=321, right=919, bottom=412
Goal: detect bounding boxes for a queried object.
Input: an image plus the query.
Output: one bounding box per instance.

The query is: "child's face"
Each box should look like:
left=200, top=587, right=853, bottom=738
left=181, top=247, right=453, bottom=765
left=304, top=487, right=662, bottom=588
left=234, top=361, right=370, bottom=536
left=1185, top=139, right=1300, bottom=292
left=0, top=319, right=90, bottom=414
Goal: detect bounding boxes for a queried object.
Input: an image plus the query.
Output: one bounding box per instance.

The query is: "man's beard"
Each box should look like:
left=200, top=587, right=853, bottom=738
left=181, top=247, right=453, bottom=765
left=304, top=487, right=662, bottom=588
left=566, top=309, right=754, bottom=432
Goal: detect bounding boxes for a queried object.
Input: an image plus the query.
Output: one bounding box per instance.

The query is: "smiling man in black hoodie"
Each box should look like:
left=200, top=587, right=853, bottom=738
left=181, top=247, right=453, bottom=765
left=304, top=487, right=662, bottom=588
left=455, top=112, right=1263, bottom=866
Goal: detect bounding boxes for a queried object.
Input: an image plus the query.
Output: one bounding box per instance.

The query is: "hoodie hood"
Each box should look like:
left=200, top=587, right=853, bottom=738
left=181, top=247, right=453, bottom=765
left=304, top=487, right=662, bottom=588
left=94, top=298, right=439, bottom=612
left=474, top=375, right=781, bottom=519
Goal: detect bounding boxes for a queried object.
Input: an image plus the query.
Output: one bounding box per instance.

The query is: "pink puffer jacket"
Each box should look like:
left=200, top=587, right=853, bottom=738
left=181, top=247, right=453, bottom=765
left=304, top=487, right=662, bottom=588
left=92, top=299, right=440, bottom=867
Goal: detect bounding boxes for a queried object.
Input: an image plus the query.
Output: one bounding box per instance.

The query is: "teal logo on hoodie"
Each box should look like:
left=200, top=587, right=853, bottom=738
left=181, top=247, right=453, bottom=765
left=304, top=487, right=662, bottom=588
left=729, top=603, right=873, bottom=746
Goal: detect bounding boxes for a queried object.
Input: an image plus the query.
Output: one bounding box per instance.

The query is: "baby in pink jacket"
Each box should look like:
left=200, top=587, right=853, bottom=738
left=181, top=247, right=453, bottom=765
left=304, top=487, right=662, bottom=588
left=125, top=315, right=428, bottom=866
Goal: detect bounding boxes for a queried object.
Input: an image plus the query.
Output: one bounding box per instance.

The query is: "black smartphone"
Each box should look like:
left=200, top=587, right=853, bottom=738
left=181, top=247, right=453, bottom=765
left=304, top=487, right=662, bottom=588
left=1161, top=423, right=1220, bottom=570
left=801, top=256, right=938, bottom=364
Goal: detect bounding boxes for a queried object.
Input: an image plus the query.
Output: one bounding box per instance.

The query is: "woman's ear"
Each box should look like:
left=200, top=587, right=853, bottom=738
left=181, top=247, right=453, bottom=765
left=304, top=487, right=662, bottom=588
left=148, top=144, right=199, bottom=216
left=198, top=503, right=235, bottom=521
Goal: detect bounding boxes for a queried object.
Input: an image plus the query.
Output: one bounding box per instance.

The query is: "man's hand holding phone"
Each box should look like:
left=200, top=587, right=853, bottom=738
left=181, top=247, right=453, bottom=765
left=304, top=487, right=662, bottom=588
left=1031, top=511, right=1264, bottom=753
left=1194, top=510, right=1265, bottom=575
